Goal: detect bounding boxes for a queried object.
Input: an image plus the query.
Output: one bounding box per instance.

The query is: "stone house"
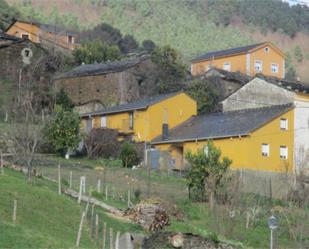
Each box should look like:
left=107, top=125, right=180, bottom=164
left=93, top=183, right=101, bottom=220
left=54, top=55, right=157, bottom=114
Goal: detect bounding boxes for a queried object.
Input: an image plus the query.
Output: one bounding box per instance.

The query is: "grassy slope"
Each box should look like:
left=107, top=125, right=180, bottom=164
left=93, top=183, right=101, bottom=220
left=0, top=169, right=143, bottom=249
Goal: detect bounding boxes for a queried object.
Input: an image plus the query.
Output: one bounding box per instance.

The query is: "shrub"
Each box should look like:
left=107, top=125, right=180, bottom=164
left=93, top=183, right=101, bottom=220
left=120, top=142, right=139, bottom=168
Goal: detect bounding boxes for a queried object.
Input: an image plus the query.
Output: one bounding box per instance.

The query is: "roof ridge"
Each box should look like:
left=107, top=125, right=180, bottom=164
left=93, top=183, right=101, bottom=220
left=223, top=103, right=293, bottom=114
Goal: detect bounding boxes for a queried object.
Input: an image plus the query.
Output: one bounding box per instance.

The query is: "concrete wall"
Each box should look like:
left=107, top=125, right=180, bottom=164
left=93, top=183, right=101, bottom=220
left=294, top=95, right=309, bottom=173
left=221, top=78, right=295, bottom=112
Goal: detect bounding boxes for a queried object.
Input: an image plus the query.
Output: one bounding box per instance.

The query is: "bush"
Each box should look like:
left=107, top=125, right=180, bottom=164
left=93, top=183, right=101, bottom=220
left=84, top=128, right=121, bottom=159
left=120, top=142, right=139, bottom=168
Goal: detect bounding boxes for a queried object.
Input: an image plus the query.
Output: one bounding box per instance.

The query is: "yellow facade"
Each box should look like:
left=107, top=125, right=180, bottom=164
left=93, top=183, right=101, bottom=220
left=6, top=21, right=75, bottom=50
left=191, top=42, right=285, bottom=78
left=81, top=92, right=197, bottom=142
left=155, top=109, right=294, bottom=172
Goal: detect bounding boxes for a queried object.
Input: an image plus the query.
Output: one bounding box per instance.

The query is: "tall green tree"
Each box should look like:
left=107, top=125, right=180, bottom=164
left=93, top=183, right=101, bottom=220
left=186, top=79, right=219, bottom=114
left=55, top=88, right=74, bottom=111
left=151, top=45, right=186, bottom=93
left=294, top=45, right=303, bottom=63
left=186, top=141, right=232, bottom=209
left=46, top=105, right=80, bottom=156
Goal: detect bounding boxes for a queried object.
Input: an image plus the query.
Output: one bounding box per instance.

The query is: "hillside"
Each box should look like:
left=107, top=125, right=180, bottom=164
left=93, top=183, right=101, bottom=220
left=0, top=169, right=142, bottom=248
left=5, top=0, right=309, bottom=82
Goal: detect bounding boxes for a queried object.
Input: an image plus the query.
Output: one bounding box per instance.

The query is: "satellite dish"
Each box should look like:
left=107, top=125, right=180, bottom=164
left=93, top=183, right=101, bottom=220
left=21, top=48, right=33, bottom=65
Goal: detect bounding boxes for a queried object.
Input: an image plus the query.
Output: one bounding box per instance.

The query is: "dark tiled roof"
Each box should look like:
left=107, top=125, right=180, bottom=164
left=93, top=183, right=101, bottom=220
left=0, top=31, right=20, bottom=41
left=6, top=20, right=74, bottom=36
left=191, top=43, right=265, bottom=62
left=57, top=55, right=150, bottom=79
left=256, top=74, right=309, bottom=93
left=81, top=92, right=183, bottom=117
left=151, top=104, right=292, bottom=144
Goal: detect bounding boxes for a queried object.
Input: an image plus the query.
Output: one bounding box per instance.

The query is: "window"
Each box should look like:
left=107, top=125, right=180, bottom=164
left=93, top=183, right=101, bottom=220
left=264, top=47, right=270, bottom=53
left=280, top=118, right=288, bottom=130
left=262, top=144, right=270, bottom=157
left=101, top=116, right=107, bottom=128
left=21, top=34, right=29, bottom=39
left=223, top=62, right=231, bottom=71
left=280, top=146, right=288, bottom=159
left=271, top=63, right=279, bottom=74
left=129, top=112, right=134, bottom=129
left=68, top=35, right=74, bottom=44
left=254, top=60, right=263, bottom=72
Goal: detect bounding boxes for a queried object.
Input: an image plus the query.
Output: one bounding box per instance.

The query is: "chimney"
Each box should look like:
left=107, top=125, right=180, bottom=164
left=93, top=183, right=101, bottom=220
left=162, top=123, right=169, bottom=141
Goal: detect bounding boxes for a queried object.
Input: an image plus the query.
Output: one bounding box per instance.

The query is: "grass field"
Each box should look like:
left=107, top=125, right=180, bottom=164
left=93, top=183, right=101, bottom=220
left=26, top=155, right=309, bottom=249
left=0, top=168, right=143, bottom=249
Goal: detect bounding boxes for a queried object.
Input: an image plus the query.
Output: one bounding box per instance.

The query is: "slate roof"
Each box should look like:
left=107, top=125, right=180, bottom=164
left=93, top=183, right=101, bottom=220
left=191, top=43, right=265, bottom=62
left=0, top=31, right=20, bottom=41
left=6, top=20, right=74, bottom=36
left=57, top=55, right=150, bottom=79
left=80, top=91, right=183, bottom=117
left=151, top=104, right=293, bottom=144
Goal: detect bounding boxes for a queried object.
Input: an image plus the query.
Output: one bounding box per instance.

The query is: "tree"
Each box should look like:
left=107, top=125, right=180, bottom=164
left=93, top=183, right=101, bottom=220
left=119, top=34, right=139, bottom=54
left=73, top=39, right=121, bottom=64
left=185, top=79, right=219, bottom=114
left=142, top=39, right=156, bottom=52
left=185, top=141, right=232, bottom=209
left=151, top=45, right=186, bottom=93
left=55, top=88, right=74, bottom=111
left=120, top=142, right=139, bottom=168
left=294, top=45, right=303, bottom=63
left=46, top=105, right=80, bottom=156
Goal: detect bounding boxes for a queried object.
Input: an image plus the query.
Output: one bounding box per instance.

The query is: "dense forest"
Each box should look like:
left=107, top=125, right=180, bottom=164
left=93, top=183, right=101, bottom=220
left=2, top=0, right=309, bottom=81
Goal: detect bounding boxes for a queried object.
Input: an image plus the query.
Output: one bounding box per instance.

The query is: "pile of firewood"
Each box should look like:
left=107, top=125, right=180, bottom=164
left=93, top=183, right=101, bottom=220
left=125, top=199, right=169, bottom=231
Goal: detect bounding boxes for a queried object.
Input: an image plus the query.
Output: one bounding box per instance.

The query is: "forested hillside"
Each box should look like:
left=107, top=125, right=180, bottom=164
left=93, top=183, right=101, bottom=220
left=4, top=0, right=309, bottom=82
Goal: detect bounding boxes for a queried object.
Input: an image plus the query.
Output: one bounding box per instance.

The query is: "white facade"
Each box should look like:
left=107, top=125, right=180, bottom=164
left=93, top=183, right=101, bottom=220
left=294, top=97, right=309, bottom=173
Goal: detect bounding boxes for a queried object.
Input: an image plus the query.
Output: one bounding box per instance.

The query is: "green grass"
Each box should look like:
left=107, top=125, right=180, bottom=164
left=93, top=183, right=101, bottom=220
left=0, top=169, right=143, bottom=249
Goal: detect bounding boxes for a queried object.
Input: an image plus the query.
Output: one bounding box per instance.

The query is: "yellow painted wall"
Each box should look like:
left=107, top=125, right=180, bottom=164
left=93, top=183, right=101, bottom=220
left=191, top=54, right=246, bottom=76
left=133, top=92, right=197, bottom=142
left=155, top=109, right=294, bottom=172
left=6, top=21, right=40, bottom=43
left=80, top=92, right=197, bottom=142
left=6, top=21, right=75, bottom=50
left=191, top=43, right=285, bottom=78
left=250, top=44, right=284, bottom=78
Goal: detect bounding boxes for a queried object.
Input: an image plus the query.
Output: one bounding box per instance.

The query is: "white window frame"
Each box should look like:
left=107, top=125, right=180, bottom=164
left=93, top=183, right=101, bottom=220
left=271, top=63, right=279, bottom=74
left=280, top=146, right=288, bottom=159
left=280, top=118, right=288, bottom=130
left=264, top=47, right=270, bottom=53
left=254, top=60, right=263, bottom=72
left=101, top=116, right=107, bottom=128
left=261, top=143, right=270, bottom=157
left=223, top=62, right=231, bottom=72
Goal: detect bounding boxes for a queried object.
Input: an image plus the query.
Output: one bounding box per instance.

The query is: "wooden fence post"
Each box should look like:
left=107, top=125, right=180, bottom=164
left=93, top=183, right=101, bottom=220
left=95, top=214, right=99, bottom=241
left=109, top=227, right=113, bottom=249
left=76, top=211, right=86, bottom=247
left=12, top=200, right=17, bottom=224
left=69, top=171, right=73, bottom=188
left=58, top=164, right=61, bottom=195
left=78, top=176, right=84, bottom=204
left=127, top=189, right=131, bottom=208
left=115, top=231, right=120, bottom=249
left=82, top=176, right=86, bottom=194
left=102, top=222, right=107, bottom=249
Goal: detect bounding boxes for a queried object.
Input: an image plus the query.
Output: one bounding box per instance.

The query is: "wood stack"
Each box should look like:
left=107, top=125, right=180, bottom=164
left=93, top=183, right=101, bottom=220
left=126, top=200, right=169, bottom=231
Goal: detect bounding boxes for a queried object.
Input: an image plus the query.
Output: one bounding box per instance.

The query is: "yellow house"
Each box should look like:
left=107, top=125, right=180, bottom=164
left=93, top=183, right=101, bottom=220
left=152, top=104, right=295, bottom=172
left=80, top=92, right=197, bottom=142
left=191, top=42, right=285, bottom=78
left=6, top=20, right=76, bottom=50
